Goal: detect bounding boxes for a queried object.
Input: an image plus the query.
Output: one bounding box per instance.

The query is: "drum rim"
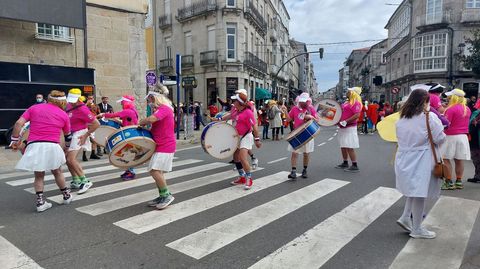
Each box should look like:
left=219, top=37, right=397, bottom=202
left=316, top=99, right=343, bottom=127
left=285, top=120, right=318, bottom=141
left=202, top=122, right=239, bottom=159
left=93, top=125, right=119, bottom=146
left=108, top=136, right=156, bottom=168
left=288, top=127, right=321, bottom=150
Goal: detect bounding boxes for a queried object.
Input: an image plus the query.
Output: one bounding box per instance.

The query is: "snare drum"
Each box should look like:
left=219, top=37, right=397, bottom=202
left=285, top=120, right=321, bottom=150
left=315, top=99, right=342, bottom=126
left=201, top=122, right=239, bottom=159
left=107, top=126, right=156, bottom=168
left=94, top=119, right=121, bottom=147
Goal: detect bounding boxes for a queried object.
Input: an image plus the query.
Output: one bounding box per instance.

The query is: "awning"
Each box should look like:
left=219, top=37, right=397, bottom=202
left=255, top=87, right=272, bottom=100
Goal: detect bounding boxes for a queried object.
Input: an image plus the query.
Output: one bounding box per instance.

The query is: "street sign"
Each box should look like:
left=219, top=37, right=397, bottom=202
left=182, top=76, right=197, bottom=88
left=159, top=74, right=165, bottom=84
left=163, top=75, right=177, bottom=86
left=391, top=86, right=400, bottom=94
left=146, top=71, right=157, bottom=86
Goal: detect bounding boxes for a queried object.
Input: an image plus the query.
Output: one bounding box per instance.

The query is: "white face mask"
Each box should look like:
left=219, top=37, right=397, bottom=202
left=36, top=98, right=43, bottom=103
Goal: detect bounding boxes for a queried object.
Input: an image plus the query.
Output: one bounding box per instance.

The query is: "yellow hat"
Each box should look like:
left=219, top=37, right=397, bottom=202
left=79, top=96, right=86, bottom=102
left=67, top=88, right=82, bottom=103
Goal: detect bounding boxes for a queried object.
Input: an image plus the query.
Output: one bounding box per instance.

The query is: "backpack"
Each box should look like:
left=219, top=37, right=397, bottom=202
left=268, top=108, right=276, bottom=120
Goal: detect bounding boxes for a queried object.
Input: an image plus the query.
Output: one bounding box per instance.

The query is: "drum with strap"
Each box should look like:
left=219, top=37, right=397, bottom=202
left=106, top=126, right=156, bottom=168
left=285, top=120, right=321, bottom=150
left=201, top=121, right=239, bottom=159
left=94, top=119, right=121, bottom=147
left=315, top=99, right=342, bottom=126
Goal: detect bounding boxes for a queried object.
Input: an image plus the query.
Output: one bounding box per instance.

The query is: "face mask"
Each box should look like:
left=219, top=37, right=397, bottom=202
left=36, top=98, right=43, bottom=103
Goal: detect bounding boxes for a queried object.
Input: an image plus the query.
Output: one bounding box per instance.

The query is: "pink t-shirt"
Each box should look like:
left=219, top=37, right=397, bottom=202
left=105, top=108, right=138, bottom=127
left=150, top=105, right=176, bottom=153
left=429, top=93, right=442, bottom=110
left=340, top=101, right=362, bottom=128
left=233, top=108, right=255, bottom=136
left=444, top=104, right=471, bottom=135
left=21, top=103, right=70, bottom=143
left=67, top=103, right=95, bottom=132
left=288, top=105, right=317, bottom=129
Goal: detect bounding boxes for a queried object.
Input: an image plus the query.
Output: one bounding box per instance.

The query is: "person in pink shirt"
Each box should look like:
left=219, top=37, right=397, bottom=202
left=336, top=87, right=363, bottom=172
left=441, top=88, right=472, bottom=190
left=65, top=88, right=100, bottom=194
left=98, top=95, right=139, bottom=180
left=212, top=91, right=262, bottom=190
left=426, top=83, right=446, bottom=114
left=283, top=92, right=318, bottom=179
left=10, top=90, right=73, bottom=212
left=139, top=92, right=176, bottom=209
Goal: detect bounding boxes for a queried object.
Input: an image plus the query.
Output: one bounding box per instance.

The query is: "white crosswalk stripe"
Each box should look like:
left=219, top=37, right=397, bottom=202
left=0, top=235, right=43, bottom=269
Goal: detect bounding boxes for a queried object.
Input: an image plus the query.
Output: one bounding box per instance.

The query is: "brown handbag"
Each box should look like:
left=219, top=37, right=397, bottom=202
left=425, top=112, right=450, bottom=178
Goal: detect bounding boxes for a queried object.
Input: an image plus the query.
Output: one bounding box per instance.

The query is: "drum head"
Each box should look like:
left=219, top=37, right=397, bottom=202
left=315, top=99, right=342, bottom=126
left=94, top=126, right=117, bottom=147
left=202, top=122, right=239, bottom=159
left=108, top=127, right=156, bottom=168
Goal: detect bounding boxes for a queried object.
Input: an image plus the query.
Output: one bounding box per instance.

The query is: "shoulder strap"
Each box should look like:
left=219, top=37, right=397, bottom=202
left=425, top=112, right=440, bottom=164
left=66, top=103, right=85, bottom=113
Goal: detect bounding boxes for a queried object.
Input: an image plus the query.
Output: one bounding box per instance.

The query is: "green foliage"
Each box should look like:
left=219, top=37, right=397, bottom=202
left=462, top=29, right=480, bottom=78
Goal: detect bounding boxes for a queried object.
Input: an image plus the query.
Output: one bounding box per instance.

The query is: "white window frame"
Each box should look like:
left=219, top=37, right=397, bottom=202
left=35, top=23, right=73, bottom=43
left=466, top=0, right=480, bottom=8
left=207, top=25, right=216, bottom=51
left=165, top=37, right=172, bottom=59
left=184, top=31, right=192, bottom=55
left=412, top=33, right=448, bottom=73
left=426, top=0, right=443, bottom=25
left=226, top=24, right=237, bottom=61
left=227, top=0, right=236, bottom=8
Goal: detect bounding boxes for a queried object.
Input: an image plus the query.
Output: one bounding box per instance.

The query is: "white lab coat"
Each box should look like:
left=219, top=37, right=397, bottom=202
left=395, top=112, right=446, bottom=198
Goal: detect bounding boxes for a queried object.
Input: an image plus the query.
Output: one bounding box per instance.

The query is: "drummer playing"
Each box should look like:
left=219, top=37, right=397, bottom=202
left=211, top=91, right=262, bottom=190
left=282, top=92, right=319, bottom=180
left=98, top=95, right=139, bottom=180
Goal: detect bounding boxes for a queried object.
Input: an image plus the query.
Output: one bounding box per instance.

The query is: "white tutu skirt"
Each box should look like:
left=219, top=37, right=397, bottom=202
left=337, top=127, right=359, bottom=148
left=148, top=152, right=175, bottom=172
left=16, top=142, right=66, bottom=172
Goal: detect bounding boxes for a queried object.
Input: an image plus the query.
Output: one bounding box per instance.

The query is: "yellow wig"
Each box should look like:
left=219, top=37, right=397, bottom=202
left=446, top=89, right=468, bottom=116
left=348, top=87, right=363, bottom=107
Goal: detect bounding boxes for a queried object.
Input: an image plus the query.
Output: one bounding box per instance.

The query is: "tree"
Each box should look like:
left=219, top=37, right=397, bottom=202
left=460, top=29, right=480, bottom=78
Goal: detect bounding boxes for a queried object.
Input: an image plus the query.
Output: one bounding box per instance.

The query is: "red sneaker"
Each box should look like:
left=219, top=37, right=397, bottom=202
left=244, top=178, right=253, bottom=190
left=231, top=176, right=246, bottom=185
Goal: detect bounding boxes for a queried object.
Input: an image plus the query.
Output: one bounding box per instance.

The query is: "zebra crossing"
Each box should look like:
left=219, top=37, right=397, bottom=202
left=2, top=155, right=480, bottom=269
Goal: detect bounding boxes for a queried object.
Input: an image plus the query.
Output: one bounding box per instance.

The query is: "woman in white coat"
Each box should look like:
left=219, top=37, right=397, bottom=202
left=395, top=88, right=446, bottom=239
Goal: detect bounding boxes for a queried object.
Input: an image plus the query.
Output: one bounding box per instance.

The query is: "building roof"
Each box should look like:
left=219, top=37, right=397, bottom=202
left=384, top=0, right=409, bottom=29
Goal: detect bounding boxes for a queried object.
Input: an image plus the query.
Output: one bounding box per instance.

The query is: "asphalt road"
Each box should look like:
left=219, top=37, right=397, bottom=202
left=1, top=126, right=479, bottom=269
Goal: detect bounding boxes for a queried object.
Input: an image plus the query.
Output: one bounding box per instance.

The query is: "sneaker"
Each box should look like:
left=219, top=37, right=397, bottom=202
left=344, top=166, right=359, bottom=173
left=36, top=201, right=52, bottom=213
left=231, top=176, right=246, bottom=185
left=441, top=180, right=455, bottom=190
left=122, top=171, right=136, bottom=181
left=147, top=196, right=163, bottom=207
left=409, top=227, right=436, bottom=239
left=70, top=181, right=82, bottom=189
left=63, top=194, right=73, bottom=205
left=252, top=158, right=258, bottom=170
left=244, top=178, right=253, bottom=190
left=467, top=178, right=480, bottom=183
left=156, top=195, right=175, bottom=210
left=301, top=169, right=308, bottom=178
left=77, top=181, right=93, bottom=194
left=396, top=217, right=412, bottom=232
left=82, top=153, right=88, bottom=162
left=335, top=163, right=349, bottom=169
left=120, top=171, right=128, bottom=179
left=288, top=170, right=297, bottom=180
left=90, top=154, right=100, bottom=160
left=455, top=180, right=464, bottom=189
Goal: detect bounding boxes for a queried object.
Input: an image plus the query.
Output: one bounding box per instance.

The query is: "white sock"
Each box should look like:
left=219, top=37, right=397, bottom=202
left=400, top=197, right=413, bottom=220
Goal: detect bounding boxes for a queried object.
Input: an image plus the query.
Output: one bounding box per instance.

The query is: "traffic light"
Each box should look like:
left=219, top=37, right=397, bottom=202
left=319, top=48, right=324, bottom=59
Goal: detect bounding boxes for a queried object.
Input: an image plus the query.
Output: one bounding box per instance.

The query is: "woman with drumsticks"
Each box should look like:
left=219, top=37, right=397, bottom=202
left=210, top=91, right=262, bottom=190
left=139, top=91, right=176, bottom=209
left=282, top=92, right=319, bottom=180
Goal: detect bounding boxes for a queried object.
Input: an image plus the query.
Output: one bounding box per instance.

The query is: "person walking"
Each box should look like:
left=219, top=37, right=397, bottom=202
left=395, top=88, right=446, bottom=239
left=468, top=100, right=480, bottom=183
left=259, top=106, right=270, bottom=139
left=268, top=100, right=282, bottom=140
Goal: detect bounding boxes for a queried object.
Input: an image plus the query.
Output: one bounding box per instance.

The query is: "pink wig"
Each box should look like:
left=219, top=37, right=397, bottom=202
left=474, top=99, right=480, bottom=110
left=121, top=95, right=135, bottom=110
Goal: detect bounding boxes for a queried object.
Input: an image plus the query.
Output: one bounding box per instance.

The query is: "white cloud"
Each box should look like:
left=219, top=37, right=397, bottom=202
left=284, top=0, right=397, bottom=91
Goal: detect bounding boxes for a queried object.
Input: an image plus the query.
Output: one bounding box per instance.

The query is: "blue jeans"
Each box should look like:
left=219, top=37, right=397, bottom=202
left=262, top=123, right=270, bottom=139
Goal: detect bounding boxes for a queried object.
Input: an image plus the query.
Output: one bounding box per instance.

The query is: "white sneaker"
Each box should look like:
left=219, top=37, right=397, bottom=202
left=156, top=195, right=175, bottom=210
left=70, top=181, right=82, bottom=189
left=63, top=194, right=74, bottom=205
left=36, top=202, right=52, bottom=213
left=409, top=227, right=436, bottom=239
left=251, top=158, right=258, bottom=170
left=77, top=181, right=93, bottom=194
left=396, top=217, right=412, bottom=232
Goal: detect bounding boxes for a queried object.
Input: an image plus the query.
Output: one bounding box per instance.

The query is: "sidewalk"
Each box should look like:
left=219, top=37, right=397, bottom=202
left=0, top=130, right=202, bottom=173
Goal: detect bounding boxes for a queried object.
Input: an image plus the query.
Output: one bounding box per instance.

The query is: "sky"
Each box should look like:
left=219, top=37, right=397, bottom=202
left=283, top=0, right=399, bottom=92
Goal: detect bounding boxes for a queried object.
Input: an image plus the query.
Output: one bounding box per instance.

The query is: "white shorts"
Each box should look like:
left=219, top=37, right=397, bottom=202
left=442, top=134, right=471, bottom=160
left=338, top=127, right=359, bottom=148
left=287, top=139, right=314, bottom=153
left=239, top=132, right=254, bottom=150
left=69, top=129, right=92, bottom=152
left=16, top=142, right=66, bottom=172
left=148, top=152, right=175, bottom=172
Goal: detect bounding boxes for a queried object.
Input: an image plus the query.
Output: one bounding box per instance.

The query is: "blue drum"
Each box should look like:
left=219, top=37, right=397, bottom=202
left=94, top=119, right=122, bottom=147
left=285, top=120, right=321, bottom=150
left=101, top=119, right=121, bottom=129
left=107, top=126, right=156, bottom=168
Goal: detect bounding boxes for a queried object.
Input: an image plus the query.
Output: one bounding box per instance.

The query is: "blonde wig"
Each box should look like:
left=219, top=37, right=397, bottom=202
left=348, top=90, right=363, bottom=107
left=152, top=94, right=173, bottom=111
left=446, top=94, right=468, bottom=116
left=48, top=90, right=67, bottom=110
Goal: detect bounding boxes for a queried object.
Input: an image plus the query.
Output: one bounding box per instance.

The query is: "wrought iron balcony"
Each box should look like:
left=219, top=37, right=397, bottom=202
left=177, top=0, right=217, bottom=22
left=182, top=55, right=194, bottom=68
left=244, top=52, right=267, bottom=74
left=245, top=2, right=267, bottom=36
left=416, top=10, right=451, bottom=30
left=461, top=9, right=480, bottom=24
left=159, top=58, right=173, bottom=72
left=159, top=14, right=172, bottom=29
left=200, top=50, right=218, bottom=66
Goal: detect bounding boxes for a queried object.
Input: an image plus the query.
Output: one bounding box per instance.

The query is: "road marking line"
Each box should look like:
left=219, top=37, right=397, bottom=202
left=317, top=142, right=326, bottom=147
left=389, top=196, right=480, bottom=269
left=114, top=171, right=290, bottom=235
left=328, top=137, right=334, bottom=141
left=176, top=145, right=201, bottom=152
left=48, top=162, right=229, bottom=204
left=77, top=168, right=264, bottom=216
left=248, top=187, right=402, bottom=269
left=23, top=159, right=201, bottom=194
left=167, top=178, right=349, bottom=259
left=333, top=133, right=337, bottom=136
left=267, top=157, right=288, bottom=164
left=0, top=235, right=43, bottom=269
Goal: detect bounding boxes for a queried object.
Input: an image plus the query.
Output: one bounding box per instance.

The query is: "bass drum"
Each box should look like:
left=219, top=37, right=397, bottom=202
left=201, top=122, right=239, bottom=159
left=285, top=120, right=321, bottom=150
left=314, top=99, right=343, bottom=126
left=107, top=126, right=156, bottom=168
left=94, top=119, right=122, bottom=147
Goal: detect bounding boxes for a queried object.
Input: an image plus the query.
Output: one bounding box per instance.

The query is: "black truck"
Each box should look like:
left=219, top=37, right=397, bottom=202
left=0, top=61, right=95, bottom=144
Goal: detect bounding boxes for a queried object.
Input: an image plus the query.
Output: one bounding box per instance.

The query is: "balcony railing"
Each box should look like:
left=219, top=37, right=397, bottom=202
left=416, top=10, right=451, bottom=28
left=159, top=14, right=172, bottom=29
left=177, top=0, right=217, bottom=22
left=182, top=55, right=194, bottom=68
left=244, top=51, right=267, bottom=74
left=461, top=9, right=480, bottom=23
left=159, top=58, right=173, bottom=71
left=245, top=2, right=267, bottom=35
left=200, top=50, right=217, bottom=65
